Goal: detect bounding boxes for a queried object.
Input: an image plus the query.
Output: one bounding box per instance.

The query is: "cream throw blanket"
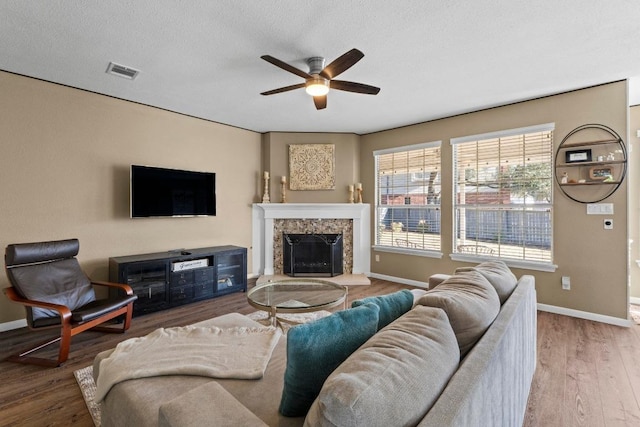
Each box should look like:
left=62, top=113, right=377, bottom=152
left=95, top=325, right=281, bottom=403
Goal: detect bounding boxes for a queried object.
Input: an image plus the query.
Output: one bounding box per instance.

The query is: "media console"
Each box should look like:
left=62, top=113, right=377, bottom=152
left=109, top=245, right=247, bottom=317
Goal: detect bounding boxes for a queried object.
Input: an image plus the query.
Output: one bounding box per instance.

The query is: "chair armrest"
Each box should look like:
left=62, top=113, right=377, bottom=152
left=3, top=287, right=72, bottom=320
left=91, top=280, right=135, bottom=296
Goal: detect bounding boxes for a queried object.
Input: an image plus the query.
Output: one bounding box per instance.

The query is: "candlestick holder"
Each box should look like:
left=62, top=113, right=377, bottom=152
left=281, top=182, right=287, bottom=203
left=348, top=187, right=354, bottom=203
left=262, top=176, right=270, bottom=203
left=356, top=187, right=363, bottom=203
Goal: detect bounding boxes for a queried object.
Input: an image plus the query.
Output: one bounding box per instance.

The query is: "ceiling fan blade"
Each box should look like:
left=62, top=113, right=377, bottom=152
left=330, top=80, right=380, bottom=95
left=260, top=83, right=305, bottom=96
left=261, top=55, right=311, bottom=79
left=320, top=49, right=364, bottom=79
left=313, top=95, right=327, bottom=110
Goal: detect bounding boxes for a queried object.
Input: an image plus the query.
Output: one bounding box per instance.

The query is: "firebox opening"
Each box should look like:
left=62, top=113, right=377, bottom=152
left=283, top=233, right=343, bottom=277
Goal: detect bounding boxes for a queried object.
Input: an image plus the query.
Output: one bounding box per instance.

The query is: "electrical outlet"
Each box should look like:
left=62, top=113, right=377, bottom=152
left=604, top=219, right=613, bottom=230
left=561, top=276, right=571, bottom=290
left=375, top=254, right=380, bottom=262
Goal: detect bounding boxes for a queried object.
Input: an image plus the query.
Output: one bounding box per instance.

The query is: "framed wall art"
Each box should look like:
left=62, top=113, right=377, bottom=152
left=565, top=148, right=592, bottom=163
left=289, top=144, right=335, bottom=190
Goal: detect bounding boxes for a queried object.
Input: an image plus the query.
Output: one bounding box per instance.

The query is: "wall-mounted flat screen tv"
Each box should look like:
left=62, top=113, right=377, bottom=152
left=130, top=165, right=216, bottom=218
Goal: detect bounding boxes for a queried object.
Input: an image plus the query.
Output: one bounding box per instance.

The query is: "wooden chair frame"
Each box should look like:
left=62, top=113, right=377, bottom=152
left=3, top=280, right=135, bottom=367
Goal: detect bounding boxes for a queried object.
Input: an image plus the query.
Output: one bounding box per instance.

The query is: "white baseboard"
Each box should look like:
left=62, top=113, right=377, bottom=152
left=537, top=303, right=632, bottom=327
left=368, top=272, right=428, bottom=289
left=0, top=318, right=27, bottom=332
left=372, top=273, right=634, bottom=326
left=630, top=296, right=640, bottom=305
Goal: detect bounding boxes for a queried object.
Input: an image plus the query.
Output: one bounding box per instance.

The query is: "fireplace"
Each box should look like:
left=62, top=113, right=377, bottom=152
left=252, top=203, right=371, bottom=277
left=283, top=233, right=343, bottom=277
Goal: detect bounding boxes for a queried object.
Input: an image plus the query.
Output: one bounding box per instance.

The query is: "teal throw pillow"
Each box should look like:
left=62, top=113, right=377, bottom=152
left=351, top=289, right=414, bottom=330
left=279, top=303, right=380, bottom=417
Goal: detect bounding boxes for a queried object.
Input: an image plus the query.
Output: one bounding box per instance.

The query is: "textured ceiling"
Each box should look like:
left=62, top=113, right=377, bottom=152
left=1, top=1, right=640, bottom=134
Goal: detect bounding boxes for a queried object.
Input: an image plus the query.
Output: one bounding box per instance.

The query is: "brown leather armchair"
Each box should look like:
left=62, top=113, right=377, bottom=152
left=3, top=238, right=137, bottom=366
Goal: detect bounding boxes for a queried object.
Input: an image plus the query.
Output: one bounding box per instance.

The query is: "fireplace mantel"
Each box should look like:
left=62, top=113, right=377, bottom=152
left=252, top=203, right=371, bottom=276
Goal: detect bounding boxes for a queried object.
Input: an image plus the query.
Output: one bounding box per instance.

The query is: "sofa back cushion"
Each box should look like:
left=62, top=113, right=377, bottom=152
left=416, top=270, right=500, bottom=357
left=304, top=305, right=460, bottom=427
left=279, top=303, right=380, bottom=417
left=455, top=260, right=517, bottom=304
left=351, top=289, right=414, bottom=330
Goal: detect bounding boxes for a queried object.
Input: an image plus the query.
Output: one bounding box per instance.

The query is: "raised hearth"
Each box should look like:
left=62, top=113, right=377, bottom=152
left=252, top=203, right=370, bottom=276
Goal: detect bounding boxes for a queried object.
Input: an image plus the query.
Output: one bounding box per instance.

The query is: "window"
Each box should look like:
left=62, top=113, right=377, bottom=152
left=374, top=141, right=441, bottom=253
left=452, top=124, right=554, bottom=265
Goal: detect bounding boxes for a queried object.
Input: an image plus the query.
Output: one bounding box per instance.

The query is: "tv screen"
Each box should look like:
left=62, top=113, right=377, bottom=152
left=130, top=165, right=216, bottom=218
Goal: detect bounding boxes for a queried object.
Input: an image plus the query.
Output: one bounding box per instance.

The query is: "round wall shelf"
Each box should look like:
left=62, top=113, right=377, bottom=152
left=555, top=124, right=627, bottom=203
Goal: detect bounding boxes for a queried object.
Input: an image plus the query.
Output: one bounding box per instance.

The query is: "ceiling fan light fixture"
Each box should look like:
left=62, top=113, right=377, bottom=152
left=260, top=49, right=379, bottom=110
left=305, top=76, right=330, bottom=96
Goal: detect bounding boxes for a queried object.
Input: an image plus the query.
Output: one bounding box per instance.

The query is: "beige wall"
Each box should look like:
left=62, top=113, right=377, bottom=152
left=0, top=72, right=262, bottom=324
left=262, top=132, right=360, bottom=203
left=630, top=105, right=640, bottom=301
left=0, top=70, right=631, bottom=325
left=361, top=81, right=629, bottom=320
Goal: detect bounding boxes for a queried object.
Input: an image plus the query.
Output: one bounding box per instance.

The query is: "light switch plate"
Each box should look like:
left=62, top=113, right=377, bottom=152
left=604, top=218, right=613, bottom=230
left=587, top=203, right=614, bottom=215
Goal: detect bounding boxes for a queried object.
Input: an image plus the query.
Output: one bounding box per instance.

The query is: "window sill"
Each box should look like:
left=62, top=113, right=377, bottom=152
left=449, top=254, right=557, bottom=272
left=372, top=245, right=443, bottom=259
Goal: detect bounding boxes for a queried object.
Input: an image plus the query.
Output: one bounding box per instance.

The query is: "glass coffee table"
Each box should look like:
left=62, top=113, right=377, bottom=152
left=247, top=279, right=348, bottom=325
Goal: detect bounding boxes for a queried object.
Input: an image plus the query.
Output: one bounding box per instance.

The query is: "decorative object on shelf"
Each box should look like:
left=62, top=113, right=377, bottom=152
left=262, top=171, right=270, bottom=203
left=565, top=148, right=592, bottom=163
left=281, top=176, right=287, bottom=203
left=289, top=144, right=335, bottom=190
left=356, top=182, right=363, bottom=203
left=589, top=166, right=613, bottom=180
left=348, top=184, right=354, bottom=203
left=555, top=123, right=627, bottom=203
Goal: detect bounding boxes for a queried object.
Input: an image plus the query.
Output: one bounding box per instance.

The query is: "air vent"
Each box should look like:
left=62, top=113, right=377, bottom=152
left=106, top=62, right=140, bottom=80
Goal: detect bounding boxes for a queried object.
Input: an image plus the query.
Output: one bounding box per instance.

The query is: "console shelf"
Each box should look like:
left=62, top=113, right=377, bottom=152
left=109, top=245, right=247, bottom=317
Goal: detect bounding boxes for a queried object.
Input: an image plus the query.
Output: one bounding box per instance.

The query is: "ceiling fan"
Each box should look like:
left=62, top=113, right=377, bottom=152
left=260, top=48, right=380, bottom=110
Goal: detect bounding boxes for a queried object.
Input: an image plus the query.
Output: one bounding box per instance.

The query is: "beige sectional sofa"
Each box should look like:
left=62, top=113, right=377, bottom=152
left=94, top=262, right=537, bottom=426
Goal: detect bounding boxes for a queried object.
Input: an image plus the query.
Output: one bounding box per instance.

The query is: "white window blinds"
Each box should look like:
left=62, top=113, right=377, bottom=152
left=451, top=124, right=554, bottom=263
left=374, top=141, right=442, bottom=252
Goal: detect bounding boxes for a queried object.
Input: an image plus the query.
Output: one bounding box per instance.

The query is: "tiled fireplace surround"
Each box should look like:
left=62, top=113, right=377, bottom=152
left=252, top=203, right=371, bottom=276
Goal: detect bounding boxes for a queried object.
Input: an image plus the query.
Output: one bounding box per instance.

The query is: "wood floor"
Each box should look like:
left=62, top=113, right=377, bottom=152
left=0, top=278, right=638, bottom=426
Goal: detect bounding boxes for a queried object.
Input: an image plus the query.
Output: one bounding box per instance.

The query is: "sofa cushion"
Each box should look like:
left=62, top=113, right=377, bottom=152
left=416, top=270, right=500, bottom=357
left=410, top=288, right=428, bottom=306
left=304, top=305, right=460, bottom=427
left=158, top=381, right=268, bottom=427
left=351, top=289, right=414, bottom=330
left=279, top=303, right=380, bottom=417
left=428, top=273, right=451, bottom=289
left=456, top=260, right=517, bottom=304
